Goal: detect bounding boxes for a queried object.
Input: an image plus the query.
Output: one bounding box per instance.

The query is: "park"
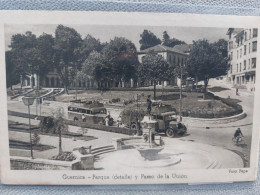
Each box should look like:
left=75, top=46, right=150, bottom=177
left=5, top=25, right=254, bottom=170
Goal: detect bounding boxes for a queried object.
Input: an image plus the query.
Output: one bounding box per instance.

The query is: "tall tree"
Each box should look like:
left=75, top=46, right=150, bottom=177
left=53, top=25, right=82, bottom=94
left=8, top=32, right=54, bottom=89
left=77, top=34, right=104, bottom=63
left=102, top=37, right=139, bottom=87
left=36, top=34, right=55, bottom=87
left=162, top=31, right=186, bottom=48
left=186, top=39, right=228, bottom=95
left=5, top=51, right=20, bottom=89
left=139, top=30, right=161, bottom=50
left=82, top=51, right=111, bottom=89
left=9, top=31, right=37, bottom=88
left=138, top=53, right=173, bottom=99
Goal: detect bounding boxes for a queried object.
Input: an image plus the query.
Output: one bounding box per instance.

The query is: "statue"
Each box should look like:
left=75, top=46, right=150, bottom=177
left=147, top=95, right=152, bottom=115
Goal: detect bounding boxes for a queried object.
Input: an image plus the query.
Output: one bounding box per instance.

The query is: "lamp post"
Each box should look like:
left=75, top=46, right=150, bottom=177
left=22, top=97, right=35, bottom=159
left=179, top=63, right=183, bottom=122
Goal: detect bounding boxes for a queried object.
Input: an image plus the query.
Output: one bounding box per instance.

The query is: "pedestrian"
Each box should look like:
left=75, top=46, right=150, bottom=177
left=82, top=114, right=86, bottom=122
left=236, top=87, right=239, bottom=95
left=105, top=116, right=109, bottom=126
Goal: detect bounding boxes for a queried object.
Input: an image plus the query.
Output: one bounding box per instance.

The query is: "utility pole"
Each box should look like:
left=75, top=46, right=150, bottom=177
left=179, top=63, right=183, bottom=122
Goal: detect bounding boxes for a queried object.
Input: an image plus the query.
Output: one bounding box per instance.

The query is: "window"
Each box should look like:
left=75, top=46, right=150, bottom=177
left=253, top=28, right=258, bottom=37
left=229, top=41, right=233, bottom=50
left=244, top=45, right=247, bottom=55
left=230, top=52, right=233, bottom=60
left=249, top=43, right=251, bottom=53
left=240, top=49, right=242, bottom=58
left=240, top=63, right=242, bottom=72
left=249, top=29, right=252, bottom=39
left=245, top=32, right=247, bottom=41
left=248, top=59, right=251, bottom=69
left=252, top=58, right=256, bottom=68
left=237, top=50, right=239, bottom=59
left=252, top=41, right=257, bottom=52
left=237, top=64, right=239, bottom=72
left=244, top=60, right=246, bottom=70
left=230, top=65, right=232, bottom=73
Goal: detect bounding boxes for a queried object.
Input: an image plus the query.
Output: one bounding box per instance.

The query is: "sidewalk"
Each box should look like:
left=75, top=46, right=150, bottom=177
left=208, top=78, right=254, bottom=100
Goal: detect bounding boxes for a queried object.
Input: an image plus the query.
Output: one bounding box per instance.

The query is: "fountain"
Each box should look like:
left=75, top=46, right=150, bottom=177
left=136, top=116, right=164, bottom=161
left=109, top=116, right=181, bottom=168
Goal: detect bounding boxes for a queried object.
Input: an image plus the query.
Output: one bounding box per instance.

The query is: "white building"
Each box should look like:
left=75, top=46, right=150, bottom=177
left=226, top=28, right=258, bottom=92
left=138, top=44, right=189, bottom=87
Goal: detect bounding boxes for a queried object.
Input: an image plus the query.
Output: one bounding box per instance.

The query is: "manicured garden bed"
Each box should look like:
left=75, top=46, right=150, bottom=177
left=9, top=140, right=55, bottom=151
left=124, top=92, right=243, bottom=119
left=8, top=121, right=97, bottom=141
left=50, top=152, right=76, bottom=161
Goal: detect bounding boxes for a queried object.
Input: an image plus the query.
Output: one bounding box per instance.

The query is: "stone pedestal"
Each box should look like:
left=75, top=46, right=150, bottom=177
left=112, top=138, right=122, bottom=150
left=72, top=146, right=94, bottom=170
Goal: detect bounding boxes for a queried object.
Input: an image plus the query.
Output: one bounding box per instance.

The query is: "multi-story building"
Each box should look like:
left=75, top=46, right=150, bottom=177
left=138, top=44, right=189, bottom=87
left=226, top=28, right=258, bottom=92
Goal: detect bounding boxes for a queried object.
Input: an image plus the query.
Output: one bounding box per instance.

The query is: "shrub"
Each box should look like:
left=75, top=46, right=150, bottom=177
left=32, top=131, right=40, bottom=145
left=120, top=108, right=146, bottom=126
left=112, top=98, right=120, bottom=103
left=51, top=152, right=76, bottom=161
left=157, top=94, right=187, bottom=100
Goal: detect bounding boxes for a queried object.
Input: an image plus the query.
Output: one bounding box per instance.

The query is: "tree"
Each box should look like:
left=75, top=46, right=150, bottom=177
left=76, top=34, right=104, bottom=64
left=139, top=30, right=161, bottom=50
left=138, top=54, right=173, bottom=99
left=53, top=25, right=83, bottom=94
left=9, top=31, right=37, bottom=88
left=102, top=37, right=139, bottom=87
left=8, top=32, right=54, bottom=89
left=5, top=51, right=20, bottom=89
left=81, top=51, right=109, bottom=89
left=51, top=107, right=68, bottom=154
left=162, top=31, right=186, bottom=48
left=186, top=39, right=228, bottom=95
left=35, top=34, right=55, bottom=87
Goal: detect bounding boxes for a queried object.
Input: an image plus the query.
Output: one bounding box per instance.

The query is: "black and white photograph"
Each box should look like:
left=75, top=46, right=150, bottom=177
left=0, top=11, right=259, bottom=185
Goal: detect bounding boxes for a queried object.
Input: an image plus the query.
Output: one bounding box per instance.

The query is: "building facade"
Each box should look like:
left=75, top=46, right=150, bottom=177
left=227, top=28, right=258, bottom=92
left=138, top=44, right=189, bottom=87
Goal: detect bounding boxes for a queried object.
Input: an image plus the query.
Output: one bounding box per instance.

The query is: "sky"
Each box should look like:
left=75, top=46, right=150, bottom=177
left=4, top=24, right=229, bottom=51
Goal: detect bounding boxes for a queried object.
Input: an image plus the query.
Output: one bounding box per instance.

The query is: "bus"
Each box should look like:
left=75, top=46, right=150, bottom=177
left=68, top=104, right=107, bottom=125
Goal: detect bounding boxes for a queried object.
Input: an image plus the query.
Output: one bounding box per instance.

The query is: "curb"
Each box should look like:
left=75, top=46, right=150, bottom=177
left=182, top=112, right=247, bottom=126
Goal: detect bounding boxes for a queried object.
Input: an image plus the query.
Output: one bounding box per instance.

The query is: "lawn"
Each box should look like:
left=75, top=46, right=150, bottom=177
left=208, top=86, right=229, bottom=92
left=55, top=89, right=176, bottom=103
left=8, top=121, right=98, bottom=141
left=9, top=140, right=55, bottom=151
left=55, top=89, right=240, bottom=118
left=25, top=89, right=51, bottom=98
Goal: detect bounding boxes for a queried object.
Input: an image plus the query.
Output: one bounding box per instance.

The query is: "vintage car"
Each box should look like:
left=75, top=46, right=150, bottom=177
left=141, top=113, right=187, bottom=138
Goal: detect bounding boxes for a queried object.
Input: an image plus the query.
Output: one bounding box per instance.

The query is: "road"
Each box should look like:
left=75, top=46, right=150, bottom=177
left=7, top=78, right=254, bottom=168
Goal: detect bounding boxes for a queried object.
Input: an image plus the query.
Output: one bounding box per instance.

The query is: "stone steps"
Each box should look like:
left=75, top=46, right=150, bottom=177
left=91, top=145, right=116, bottom=157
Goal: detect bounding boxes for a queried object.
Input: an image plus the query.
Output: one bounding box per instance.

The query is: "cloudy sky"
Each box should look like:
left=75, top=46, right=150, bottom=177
left=5, top=24, right=229, bottom=51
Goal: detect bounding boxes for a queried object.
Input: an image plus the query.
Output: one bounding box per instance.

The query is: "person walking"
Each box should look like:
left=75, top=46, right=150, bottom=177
left=82, top=114, right=86, bottom=122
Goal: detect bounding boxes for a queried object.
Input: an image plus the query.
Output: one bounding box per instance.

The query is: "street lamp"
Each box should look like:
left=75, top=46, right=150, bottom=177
left=22, top=97, right=35, bottom=159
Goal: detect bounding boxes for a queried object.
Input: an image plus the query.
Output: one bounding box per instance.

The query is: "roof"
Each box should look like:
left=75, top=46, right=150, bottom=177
left=139, top=44, right=187, bottom=55
left=173, top=44, right=193, bottom=53
left=226, top=28, right=244, bottom=35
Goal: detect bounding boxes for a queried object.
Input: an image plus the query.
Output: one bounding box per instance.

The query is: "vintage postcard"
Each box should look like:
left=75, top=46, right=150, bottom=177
left=0, top=11, right=259, bottom=185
